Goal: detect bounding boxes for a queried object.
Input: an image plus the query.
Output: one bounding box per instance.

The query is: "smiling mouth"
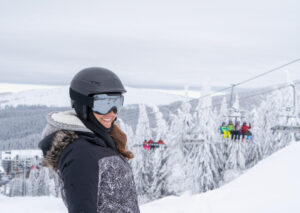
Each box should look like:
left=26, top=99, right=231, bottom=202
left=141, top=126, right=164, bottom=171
left=102, top=118, right=113, bottom=122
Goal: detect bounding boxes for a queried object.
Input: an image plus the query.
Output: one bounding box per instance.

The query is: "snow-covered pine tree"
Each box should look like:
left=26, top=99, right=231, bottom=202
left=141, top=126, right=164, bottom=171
left=191, top=85, right=221, bottom=193
left=148, top=105, right=170, bottom=200
left=219, top=97, right=228, bottom=123
left=36, top=167, right=50, bottom=196
left=165, top=111, right=185, bottom=195
left=245, top=108, right=261, bottom=168
left=178, top=88, right=195, bottom=192
left=133, top=104, right=154, bottom=203
left=28, top=167, right=39, bottom=196
left=8, top=177, right=23, bottom=196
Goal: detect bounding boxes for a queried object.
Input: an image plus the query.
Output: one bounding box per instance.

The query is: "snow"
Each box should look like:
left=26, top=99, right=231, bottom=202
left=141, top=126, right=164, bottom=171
left=0, top=142, right=299, bottom=212
left=0, top=195, right=67, bottom=213
left=0, top=83, right=197, bottom=108
left=0, top=83, right=59, bottom=93
left=0, top=162, right=4, bottom=173
left=140, top=141, right=300, bottom=213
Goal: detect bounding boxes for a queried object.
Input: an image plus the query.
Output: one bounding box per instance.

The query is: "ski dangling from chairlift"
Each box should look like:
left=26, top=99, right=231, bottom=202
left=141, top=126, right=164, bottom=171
left=143, top=139, right=166, bottom=150
left=133, top=139, right=167, bottom=150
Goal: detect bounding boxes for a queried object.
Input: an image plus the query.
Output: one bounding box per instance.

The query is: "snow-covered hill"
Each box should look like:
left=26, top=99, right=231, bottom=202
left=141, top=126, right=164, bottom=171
left=0, top=195, right=66, bottom=213
left=141, top=141, right=300, bottom=213
left=0, top=141, right=299, bottom=213
left=0, top=83, right=197, bottom=108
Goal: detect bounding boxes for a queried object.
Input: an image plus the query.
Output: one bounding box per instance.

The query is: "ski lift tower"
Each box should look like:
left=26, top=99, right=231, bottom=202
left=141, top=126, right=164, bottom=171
left=228, top=84, right=246, bottom=122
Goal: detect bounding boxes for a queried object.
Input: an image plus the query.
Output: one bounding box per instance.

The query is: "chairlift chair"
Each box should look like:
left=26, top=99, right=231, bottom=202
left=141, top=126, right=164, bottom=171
left=182, top=127, right=205, bottom=145
left=271, top=84, right=300, bottom=133
left=182, top=139, right=205, bottom=145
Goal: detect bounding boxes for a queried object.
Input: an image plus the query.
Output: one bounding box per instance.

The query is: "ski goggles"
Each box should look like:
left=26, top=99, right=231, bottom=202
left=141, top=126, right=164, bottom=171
left=92, top=93, right=124, bottom=115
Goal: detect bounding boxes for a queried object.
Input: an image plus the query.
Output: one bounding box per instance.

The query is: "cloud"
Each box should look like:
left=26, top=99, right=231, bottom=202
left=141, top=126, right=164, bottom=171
left=0, top=0, right=300, bottom=88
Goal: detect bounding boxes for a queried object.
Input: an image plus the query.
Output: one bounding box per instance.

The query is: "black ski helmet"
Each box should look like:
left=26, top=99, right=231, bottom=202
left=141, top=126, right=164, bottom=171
left=69, top=67, right=126, bottom=120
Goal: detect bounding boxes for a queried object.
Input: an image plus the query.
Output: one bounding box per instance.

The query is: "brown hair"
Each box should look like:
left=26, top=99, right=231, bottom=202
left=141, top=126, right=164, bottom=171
left=110, top=124, right=134, bottom=160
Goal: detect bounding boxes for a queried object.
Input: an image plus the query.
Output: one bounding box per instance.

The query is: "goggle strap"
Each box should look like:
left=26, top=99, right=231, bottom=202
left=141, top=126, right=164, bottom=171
left=69, top=88, right=94, bottom=107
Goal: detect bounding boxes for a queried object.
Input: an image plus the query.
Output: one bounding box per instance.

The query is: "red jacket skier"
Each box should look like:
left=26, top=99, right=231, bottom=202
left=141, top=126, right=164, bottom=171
left=241, top=122, right=252, bottom=140
left=242, top=122, right=251, bottom=133
left=148, top=139, right=154, bottom=144
left=157, top=139, right=165, bottom=145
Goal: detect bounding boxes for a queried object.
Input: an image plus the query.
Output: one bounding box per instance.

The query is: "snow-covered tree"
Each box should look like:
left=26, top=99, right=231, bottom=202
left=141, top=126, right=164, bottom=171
left=191, top=85, right=222, bottom=193
left=165, top=112, right=185, bottom=195
left=132, top=104, right=154, bottom=203
left=36, top=167, right=50, bottom=196
left=28, top=167, right=39, bottom=196
left=9, top=177, right=23, bottom=196
left=147, top=105, right=170, bottom=200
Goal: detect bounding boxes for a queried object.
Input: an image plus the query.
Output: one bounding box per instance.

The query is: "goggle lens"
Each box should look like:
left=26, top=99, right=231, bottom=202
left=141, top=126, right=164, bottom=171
left=92, top=94, right=124, bottom=115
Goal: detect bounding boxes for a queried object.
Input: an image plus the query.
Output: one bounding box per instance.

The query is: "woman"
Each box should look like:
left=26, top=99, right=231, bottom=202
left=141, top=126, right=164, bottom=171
left=38, top=67, right=140, bottom=213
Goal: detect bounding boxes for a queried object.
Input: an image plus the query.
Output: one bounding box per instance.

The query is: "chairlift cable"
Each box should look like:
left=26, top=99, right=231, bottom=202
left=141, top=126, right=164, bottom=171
left=189, top=81, right=300, bottom=112
left=234, top=58, right=300, bottom=87
left=120, top=81, right=300, bottom=121
left=121, top=59, right=300, bottom=121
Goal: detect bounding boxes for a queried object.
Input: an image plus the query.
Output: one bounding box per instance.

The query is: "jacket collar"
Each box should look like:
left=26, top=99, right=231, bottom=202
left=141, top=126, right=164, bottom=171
left=41, top=109, right=93, bottom=139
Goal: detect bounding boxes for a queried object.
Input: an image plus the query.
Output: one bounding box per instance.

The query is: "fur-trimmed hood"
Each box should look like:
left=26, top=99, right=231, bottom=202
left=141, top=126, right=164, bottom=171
left=40, top=130, right=79, bottom=171
left=39, top=110, right=133, bottom=172
left=39, top=110, right=93, bottom=171
left=41, top=109, right=92, bottom=139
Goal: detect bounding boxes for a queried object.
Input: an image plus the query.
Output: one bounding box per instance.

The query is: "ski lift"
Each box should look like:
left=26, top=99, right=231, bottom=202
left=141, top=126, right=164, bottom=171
left=182, top=121, right=205, bottom=145
left=271, top=125, right=300, bottom=132
left=219, top=84, right=253, bottom=142
left=133, top=139, right=167, bottom=150
left=182, top=127, right=205, bottom=144
left=271, top=84, right=300, bottom=133
left=228, top=107, right=247, bottom=123
left=182, top=138, right=205, bottom=145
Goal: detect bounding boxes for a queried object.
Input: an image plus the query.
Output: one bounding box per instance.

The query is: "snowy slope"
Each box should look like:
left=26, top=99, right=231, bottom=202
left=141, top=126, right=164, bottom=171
left=140, top=141, right=300, bottom=213
left=0, top=83, right=58, bottom=93
left=0, top=142, right=299, bottom=213
left=0, top=195, right=66, bottom=213
left=0, top=83, right=191, bottom=108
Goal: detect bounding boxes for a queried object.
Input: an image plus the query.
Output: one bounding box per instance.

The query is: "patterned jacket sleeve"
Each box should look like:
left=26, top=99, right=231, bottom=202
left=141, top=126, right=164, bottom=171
left=97, top=156, right=140, bottom=213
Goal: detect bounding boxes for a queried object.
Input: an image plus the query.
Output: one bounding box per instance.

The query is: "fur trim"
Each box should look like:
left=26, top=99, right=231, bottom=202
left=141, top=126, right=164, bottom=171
left=43, top=124, right=133, bottom=172
left=43, top=130, right=79, bottom=172
left=110, top=124, right=134, bottom=160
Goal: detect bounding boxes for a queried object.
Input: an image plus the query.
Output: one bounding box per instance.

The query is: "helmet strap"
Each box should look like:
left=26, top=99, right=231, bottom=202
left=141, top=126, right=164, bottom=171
left=82, top=105, right=88, bottom=120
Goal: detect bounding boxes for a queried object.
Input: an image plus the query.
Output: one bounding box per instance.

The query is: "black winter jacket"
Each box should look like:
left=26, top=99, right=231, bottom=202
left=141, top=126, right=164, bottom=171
left=39, top=110, right=140, bottom=213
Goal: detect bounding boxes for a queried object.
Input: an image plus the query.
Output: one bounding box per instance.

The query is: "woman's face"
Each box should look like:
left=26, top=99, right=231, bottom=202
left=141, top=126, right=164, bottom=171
left=93, top=110, right=117, bottom=128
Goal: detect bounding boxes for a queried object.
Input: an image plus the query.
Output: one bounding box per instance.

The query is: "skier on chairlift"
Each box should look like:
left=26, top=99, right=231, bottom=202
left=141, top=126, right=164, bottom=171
left=148, top=139, right=154, bottom=150
left=143, top=139, right=150, bottom=151
left=220, top=122, right=230, bottom=139
left=157, top=139, right=165, bottom=145
left=234, top=121, right=242, bottom=141
left=242, top=122, right=252, bottom=142
left=227, top=120, right=235, bottom=140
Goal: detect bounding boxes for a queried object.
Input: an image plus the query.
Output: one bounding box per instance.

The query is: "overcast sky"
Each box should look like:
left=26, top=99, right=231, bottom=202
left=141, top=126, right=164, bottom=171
left=0, top=0, right=300, bottom=89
